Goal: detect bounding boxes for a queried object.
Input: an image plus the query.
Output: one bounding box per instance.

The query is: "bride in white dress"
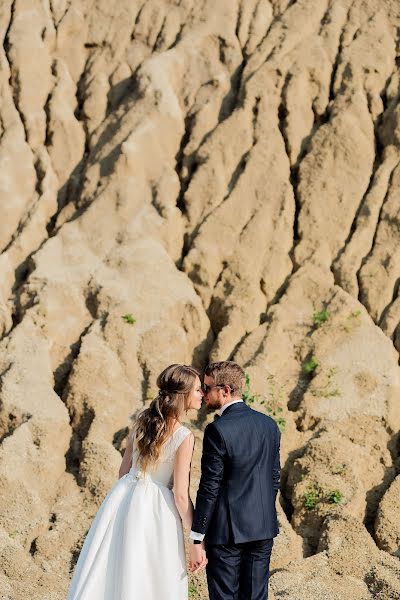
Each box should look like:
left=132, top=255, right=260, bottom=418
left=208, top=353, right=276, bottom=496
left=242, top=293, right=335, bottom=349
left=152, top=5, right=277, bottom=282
left=66, top=364, right=206, bottom=600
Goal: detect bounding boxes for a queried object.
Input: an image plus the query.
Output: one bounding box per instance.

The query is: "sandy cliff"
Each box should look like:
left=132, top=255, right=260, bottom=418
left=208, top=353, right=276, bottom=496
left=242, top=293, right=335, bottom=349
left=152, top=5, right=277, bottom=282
left=0, top=1, right=399, bottom=598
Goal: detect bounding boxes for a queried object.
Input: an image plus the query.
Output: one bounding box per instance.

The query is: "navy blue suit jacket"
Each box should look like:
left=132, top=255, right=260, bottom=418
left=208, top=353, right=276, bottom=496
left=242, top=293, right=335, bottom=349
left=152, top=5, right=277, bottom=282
left=192, top=402, right=280, bottom=545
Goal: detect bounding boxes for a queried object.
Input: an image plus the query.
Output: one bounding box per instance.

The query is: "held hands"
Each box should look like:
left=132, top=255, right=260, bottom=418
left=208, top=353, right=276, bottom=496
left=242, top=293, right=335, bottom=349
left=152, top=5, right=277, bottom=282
left=188, top=540, right=208, bottom=573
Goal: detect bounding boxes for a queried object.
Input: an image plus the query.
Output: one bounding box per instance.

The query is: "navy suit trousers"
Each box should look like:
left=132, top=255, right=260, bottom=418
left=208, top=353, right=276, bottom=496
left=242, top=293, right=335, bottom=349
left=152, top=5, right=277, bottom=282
left=205, top=538, right=274, bottom=600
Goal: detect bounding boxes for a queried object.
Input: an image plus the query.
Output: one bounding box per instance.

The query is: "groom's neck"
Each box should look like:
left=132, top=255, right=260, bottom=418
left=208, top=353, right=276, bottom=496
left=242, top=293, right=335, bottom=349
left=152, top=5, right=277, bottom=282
left=220, top=396, right=242, bottom=407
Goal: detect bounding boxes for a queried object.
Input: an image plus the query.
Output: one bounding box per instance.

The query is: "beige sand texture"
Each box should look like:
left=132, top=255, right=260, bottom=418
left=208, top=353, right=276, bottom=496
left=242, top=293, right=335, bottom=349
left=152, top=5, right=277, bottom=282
left=0, top=0, right=400, bottom=598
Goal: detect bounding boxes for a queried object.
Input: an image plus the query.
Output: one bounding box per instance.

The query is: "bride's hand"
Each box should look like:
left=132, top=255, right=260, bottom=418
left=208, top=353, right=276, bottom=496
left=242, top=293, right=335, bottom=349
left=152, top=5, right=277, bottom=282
left=189, top=541, right=208, bottom=573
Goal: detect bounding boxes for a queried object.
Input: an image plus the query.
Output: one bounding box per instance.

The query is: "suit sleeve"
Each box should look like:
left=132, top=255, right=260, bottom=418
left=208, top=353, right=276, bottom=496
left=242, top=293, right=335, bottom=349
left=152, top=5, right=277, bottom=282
left=273, top=425, right=281, bottom=497
left=191, top=423, right=226, bottom=535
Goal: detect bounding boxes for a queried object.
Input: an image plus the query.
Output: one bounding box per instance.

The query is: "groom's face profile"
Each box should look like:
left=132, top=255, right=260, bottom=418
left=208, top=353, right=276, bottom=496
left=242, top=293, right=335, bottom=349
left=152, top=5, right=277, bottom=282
left=203, top=374, right=225, bottom=410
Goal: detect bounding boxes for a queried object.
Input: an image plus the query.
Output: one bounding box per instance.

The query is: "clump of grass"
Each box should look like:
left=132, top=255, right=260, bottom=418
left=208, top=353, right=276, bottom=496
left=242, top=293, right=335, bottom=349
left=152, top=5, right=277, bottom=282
left=304, top=485, right=321, bottom=510
left=189, top=583, right=198, bottom=598
left=328, top=489, right=343, bottom=504
left=303, top=485, right=344, bottom=510
left=313, top=309, right=330, bottom=327
left=303, top=355, right=318, bottom=374
left=122, top=313, right=136, bottom=325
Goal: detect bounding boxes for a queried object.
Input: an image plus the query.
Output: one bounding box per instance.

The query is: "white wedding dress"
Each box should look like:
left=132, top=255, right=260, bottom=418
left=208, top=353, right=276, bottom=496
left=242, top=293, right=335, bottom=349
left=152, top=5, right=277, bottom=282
left=67, top=425, right=191, bottom=600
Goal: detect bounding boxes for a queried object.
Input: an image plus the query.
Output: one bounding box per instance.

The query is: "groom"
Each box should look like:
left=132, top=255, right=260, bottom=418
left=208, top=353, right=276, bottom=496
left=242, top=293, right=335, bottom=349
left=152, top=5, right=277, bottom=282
left=189, top=361, right=281, bottom=599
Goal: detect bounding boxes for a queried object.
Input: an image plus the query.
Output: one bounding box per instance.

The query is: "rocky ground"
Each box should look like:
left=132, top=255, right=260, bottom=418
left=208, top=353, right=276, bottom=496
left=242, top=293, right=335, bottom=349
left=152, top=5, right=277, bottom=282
left=0, top=0, right=400, bottom=598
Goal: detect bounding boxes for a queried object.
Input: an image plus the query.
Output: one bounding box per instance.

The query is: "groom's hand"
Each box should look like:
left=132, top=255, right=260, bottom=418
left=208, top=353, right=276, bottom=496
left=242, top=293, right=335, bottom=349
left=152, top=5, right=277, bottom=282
left=189, top=541, right=207, bottom=573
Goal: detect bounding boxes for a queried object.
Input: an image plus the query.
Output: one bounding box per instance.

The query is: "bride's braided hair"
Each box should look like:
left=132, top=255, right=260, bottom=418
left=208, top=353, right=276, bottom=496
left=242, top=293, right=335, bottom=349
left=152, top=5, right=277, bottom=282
left=134, top=364, right=199, bottom=473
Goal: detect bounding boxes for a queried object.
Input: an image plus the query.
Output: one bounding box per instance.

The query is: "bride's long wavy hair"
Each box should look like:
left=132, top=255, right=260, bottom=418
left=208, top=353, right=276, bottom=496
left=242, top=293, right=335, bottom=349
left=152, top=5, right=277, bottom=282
left=134, top=364, right=200, bottom=473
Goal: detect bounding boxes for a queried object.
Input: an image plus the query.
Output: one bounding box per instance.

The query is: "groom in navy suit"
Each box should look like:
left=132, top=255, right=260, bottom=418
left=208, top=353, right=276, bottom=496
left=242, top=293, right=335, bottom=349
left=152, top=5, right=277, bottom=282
left=189, top=361, right=280, bottom=600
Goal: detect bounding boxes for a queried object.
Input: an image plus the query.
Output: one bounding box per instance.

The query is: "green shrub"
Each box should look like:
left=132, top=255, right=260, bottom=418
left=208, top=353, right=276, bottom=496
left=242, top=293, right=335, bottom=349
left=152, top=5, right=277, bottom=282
left=304, top=485, right=320, bottom=510
left=328, top=489, right=343, bottom=504
left=122, top=313, right=136, bottom=325
left=313, top=309, right=330, bottom=327
left=303, top=355, right=318, bottom=374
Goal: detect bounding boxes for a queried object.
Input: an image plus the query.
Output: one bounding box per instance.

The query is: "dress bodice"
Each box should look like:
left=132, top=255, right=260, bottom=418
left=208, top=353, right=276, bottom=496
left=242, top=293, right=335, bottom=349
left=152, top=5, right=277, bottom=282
left=128, top=426, right=191, bottom=490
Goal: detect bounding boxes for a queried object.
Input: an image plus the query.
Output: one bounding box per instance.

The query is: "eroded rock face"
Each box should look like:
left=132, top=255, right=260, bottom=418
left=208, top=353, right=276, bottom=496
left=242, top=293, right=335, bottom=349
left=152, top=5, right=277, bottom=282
left=287, top=428, right=395, bottom=548
left=318, top=514, right=400, bottom=598
left=0, top=1, right=400, bottom=598
left=375, top=475, right=400, bottom=557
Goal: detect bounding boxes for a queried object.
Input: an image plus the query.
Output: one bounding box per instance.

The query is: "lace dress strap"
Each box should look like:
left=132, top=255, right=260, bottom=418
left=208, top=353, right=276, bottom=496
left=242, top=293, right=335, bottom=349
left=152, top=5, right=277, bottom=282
left=171, top=426, right=191, bottom=451
left=131, top=426, right=192, bottom=463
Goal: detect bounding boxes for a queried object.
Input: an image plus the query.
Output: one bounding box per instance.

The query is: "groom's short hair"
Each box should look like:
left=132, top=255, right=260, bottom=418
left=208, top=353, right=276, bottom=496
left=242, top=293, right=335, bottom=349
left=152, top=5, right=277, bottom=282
left=205, top=361, right=245, bottom=396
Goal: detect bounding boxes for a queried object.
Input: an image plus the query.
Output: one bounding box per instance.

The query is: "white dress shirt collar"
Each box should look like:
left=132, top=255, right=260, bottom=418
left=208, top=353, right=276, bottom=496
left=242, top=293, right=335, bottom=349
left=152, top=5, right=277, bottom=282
left=218, top=399, right=244, bottom=416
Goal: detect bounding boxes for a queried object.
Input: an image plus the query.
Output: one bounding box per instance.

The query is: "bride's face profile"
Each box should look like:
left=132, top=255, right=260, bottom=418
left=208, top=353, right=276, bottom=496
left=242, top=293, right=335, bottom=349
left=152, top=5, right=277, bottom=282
left=186, top=376, right=204, bottom=411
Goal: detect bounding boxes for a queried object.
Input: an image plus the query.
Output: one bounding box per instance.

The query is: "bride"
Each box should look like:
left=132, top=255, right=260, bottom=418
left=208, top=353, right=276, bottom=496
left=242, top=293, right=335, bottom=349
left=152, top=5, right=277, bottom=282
left=66, top=363, right=207, bottom=600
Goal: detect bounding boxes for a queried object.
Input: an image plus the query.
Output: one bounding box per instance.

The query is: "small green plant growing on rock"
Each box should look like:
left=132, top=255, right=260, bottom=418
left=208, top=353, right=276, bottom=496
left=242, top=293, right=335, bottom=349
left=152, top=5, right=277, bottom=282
left=244, top=374, right=286, bottom=433
left=275, top=414, right=286, bottom=433
left=328, top=489, right=343, bottom=504
left=243, top=373, right=257, bottom=405
left=263, top=374, right=287, bottom=433
left=313, top=309, right=330, bottom=327
left=264, top=404, right=286, bottom=433
left=122, top=313, right=136, bottom=325
left=304, top=485, right=321, bottom=510
left=303, top=355, right=318, bottom=374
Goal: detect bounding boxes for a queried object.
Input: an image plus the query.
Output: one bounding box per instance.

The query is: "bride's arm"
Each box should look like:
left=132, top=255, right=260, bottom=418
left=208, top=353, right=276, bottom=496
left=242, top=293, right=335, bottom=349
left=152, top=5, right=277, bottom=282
left=173, top=433, right=195, bottom=530
left=118, top=431, right=134, bottom=478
